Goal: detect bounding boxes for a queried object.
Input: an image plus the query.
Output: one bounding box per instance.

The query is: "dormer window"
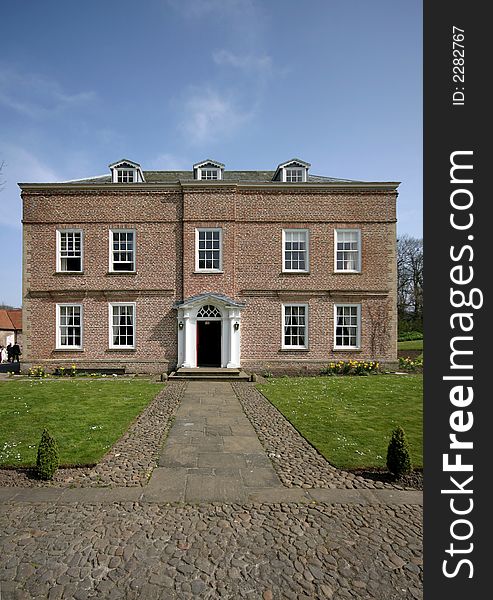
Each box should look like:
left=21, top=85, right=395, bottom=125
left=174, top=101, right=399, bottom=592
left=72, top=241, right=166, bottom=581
left=193, top=159, right=224, bottom=181
left=285, top=169, right=304, bottom=183
left=117, top=169, right=135, bottom=183
left=109, top=159, right=145, bottom=183
left=200, top=169, right=220, bottom=180
left=273, top=158, right=310, bottom=183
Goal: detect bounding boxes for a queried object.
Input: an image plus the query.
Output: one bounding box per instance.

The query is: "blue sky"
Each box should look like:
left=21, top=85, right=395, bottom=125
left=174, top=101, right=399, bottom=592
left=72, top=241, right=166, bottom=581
left=0, top=0, right=422, bottom=307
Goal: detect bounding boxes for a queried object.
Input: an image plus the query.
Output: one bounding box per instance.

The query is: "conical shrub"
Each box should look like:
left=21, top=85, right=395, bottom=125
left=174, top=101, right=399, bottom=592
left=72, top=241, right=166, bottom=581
left=386, top=426, right=412, bottom=477
left=36, top=428, right=59, bottom=480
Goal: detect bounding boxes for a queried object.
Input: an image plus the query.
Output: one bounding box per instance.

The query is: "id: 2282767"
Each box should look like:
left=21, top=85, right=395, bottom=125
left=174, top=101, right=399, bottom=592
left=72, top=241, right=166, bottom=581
left=452, top=26, right=465, bottom=106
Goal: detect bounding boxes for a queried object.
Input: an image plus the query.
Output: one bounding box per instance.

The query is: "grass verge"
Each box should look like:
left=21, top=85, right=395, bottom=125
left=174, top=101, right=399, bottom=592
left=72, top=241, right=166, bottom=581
left=0, top=379, right=164, bottom=467
left=258, top=374, right=422, bottom=469
left=398, top=339, right=424, bottom=351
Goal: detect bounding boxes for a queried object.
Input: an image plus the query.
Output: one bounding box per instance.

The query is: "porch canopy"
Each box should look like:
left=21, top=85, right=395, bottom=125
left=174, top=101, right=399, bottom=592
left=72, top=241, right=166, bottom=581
left=174, top=293, right=245, bottom=369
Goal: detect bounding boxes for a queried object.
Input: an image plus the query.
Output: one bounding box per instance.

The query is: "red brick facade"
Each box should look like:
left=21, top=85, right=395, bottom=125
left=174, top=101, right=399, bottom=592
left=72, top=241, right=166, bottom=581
left=20, top=166, right=398, bottom=374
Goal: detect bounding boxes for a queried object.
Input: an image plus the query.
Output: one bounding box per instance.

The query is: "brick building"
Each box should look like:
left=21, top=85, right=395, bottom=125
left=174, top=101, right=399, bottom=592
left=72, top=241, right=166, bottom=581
left=0, top=308, right=22, bottom=348
left=19, top=158, right=399, bottom=374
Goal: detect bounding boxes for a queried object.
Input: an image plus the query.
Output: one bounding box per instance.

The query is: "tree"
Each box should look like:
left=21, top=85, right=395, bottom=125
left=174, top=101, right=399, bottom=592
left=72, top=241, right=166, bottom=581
left=36, top=429, right=60, bottom=480
left=397, top=235, right=423, bottom=331
left=387, top=426, right=412, bottom=477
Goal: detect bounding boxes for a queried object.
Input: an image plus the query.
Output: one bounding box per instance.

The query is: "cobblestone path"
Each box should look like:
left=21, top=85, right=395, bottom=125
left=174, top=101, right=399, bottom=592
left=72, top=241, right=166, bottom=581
left=0, top=380, right=423, bottom=599
left=0, top=501, right=422, bottom=599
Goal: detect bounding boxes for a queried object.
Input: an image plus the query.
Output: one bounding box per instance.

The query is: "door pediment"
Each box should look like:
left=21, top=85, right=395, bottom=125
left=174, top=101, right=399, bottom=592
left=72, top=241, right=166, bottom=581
left=175, top=293, right=244, bottom=369
left=174, top=292, right=245, bottom=311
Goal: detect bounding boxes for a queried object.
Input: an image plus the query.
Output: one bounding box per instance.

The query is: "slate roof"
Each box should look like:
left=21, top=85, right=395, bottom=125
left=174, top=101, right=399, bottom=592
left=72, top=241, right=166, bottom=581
left=59, top=171, right=363, bottom=184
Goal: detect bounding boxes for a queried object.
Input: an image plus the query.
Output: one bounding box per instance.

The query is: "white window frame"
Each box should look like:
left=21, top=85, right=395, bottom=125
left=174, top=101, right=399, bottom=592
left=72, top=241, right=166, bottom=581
left=334, top=229, right=361, bottom=273
left=56, top=229, right=84, bottom=273
left=198, top=168, right=221, bottom=180
left=334, top=304, right=361, bottom=350
left=282, top=229, right=310, bottom=273
left=113, top=168, right=137, bottom=183
left=195, top=228, right=223, bottom=272
left=109, top=229, right=136, bottom=273
left=282, top=303, right=309, bottom=350
left=56, top=303, right=83, bottom=350
left=283, top=168, right=306, bottom=183
left=109, top=302, right=136, bottom=349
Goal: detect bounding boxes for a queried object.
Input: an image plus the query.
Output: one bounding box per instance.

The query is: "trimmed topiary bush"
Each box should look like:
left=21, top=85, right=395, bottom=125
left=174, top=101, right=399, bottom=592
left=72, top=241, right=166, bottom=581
left=36, top=428, right=59, bottom=480
left=386, top=426, right=412, bottom=477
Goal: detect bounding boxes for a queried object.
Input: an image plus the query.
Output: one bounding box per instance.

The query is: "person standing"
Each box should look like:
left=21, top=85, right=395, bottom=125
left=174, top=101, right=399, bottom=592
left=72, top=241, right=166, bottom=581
left=0, top=345, right=6, bottom=363
left=6, top=343, right=12, bottom=363
left=11, top=343, right=21, bottom=363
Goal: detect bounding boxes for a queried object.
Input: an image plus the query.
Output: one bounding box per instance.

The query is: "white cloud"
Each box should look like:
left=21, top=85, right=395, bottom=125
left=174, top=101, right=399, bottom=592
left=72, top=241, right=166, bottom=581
left=179, top=88, right=254, bottom=145
left=0, top=64, right=96, bottom=119
left=0, top=146, right=64, bottom=229
left=212, top=49, right=272, bottom=72
left=148, top=153, right=190, bottom=170
left=166, top=0, right=254, bottom=19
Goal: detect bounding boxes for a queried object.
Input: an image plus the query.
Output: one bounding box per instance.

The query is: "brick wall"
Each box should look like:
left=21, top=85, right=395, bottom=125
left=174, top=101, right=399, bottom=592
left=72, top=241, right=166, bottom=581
left=21, top=184, right=397, bottom=373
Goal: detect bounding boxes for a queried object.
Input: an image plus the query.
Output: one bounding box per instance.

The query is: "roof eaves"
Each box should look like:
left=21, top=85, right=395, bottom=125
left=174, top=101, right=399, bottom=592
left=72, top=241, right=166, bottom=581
left=108, top=158, right=142, bottom=169
left=58, top=174, right=110, bottom=183
left=192, top=159, right=225, bottom=169
left=277, top=158, right=311, bottom=169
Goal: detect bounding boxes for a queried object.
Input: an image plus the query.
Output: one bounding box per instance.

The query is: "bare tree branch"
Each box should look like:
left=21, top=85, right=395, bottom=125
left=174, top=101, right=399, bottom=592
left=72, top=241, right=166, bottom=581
left=397, top=235, right=423, bottom=328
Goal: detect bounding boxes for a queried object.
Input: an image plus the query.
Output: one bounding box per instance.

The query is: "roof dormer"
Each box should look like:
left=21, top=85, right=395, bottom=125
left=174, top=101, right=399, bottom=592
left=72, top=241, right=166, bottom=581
left=109, top=159, right=145, bottom=183
left=193, top=159, right=225, bottom=181
left=273, top=158, right=311, bottom=183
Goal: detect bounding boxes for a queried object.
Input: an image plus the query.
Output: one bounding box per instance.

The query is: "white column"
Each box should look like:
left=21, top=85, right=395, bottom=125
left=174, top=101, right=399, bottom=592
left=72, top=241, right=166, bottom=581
left=221, top=316, right=229, bottom=368
left=227, top=309, right=241, bottom=368
left=182, top=312, right=195, bottom=368
left=177, top=309, right=185, bottom=367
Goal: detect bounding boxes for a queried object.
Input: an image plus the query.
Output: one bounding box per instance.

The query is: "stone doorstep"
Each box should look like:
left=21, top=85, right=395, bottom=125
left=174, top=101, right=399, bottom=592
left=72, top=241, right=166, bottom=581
left=170, top=376, right=252, bottom=381
left=169, top=368, right=251, bottom=381
left=178, top=368, right=242, bottom=373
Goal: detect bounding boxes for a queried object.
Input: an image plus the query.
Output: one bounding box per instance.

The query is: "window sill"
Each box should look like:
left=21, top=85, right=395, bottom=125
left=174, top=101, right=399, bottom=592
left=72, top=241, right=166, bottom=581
left=54, top=272, right=85, bottom=276
left=279, top=347, right=310, bottom=352
left=53, top=348, right=84, bottom=352
left=193, top=270, right=224, bottom=274
left=281, top=271, right=310, bottom=276
left=106, top=271, right=137, bottom=276
left=333, top=348, right=362, bottom=352
left=107, top=348, right=136, bottom=352
left=334, top=271, right=362, bottom=275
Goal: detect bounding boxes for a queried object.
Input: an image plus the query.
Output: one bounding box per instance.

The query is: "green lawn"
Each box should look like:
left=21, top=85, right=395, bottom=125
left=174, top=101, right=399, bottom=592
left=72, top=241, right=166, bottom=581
left=258, top=374, right=422, bottom=469
left=398, top=339, right=424, bottom=351
left=0, top=379, right=164, bottom=467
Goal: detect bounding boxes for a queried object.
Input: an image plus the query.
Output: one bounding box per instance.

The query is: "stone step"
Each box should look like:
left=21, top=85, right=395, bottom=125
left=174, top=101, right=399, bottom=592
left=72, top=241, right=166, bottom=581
left=169, top=368, right=251, bottom=381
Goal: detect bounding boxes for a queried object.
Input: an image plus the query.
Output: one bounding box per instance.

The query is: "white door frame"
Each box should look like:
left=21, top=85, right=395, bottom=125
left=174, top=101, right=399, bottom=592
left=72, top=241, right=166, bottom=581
left=176, top=297, right=242, bottom=368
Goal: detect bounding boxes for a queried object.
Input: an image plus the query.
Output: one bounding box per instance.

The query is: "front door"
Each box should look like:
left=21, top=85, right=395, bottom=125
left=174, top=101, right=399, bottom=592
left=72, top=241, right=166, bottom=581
left=197, top=320, right=221, bottom=367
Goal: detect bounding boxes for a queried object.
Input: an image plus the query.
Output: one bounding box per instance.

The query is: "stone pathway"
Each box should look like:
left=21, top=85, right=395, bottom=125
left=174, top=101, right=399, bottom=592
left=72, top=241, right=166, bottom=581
left=144, top=381, right=283, bottom=503
left=0, top=380, right=423, bottom=598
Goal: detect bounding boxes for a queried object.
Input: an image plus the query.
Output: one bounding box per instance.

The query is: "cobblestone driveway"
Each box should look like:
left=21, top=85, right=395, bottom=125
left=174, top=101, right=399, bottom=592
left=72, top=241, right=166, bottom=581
left=0, top=501, right=422, bottom=600
left=0, top=381, right=422, bottom=599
